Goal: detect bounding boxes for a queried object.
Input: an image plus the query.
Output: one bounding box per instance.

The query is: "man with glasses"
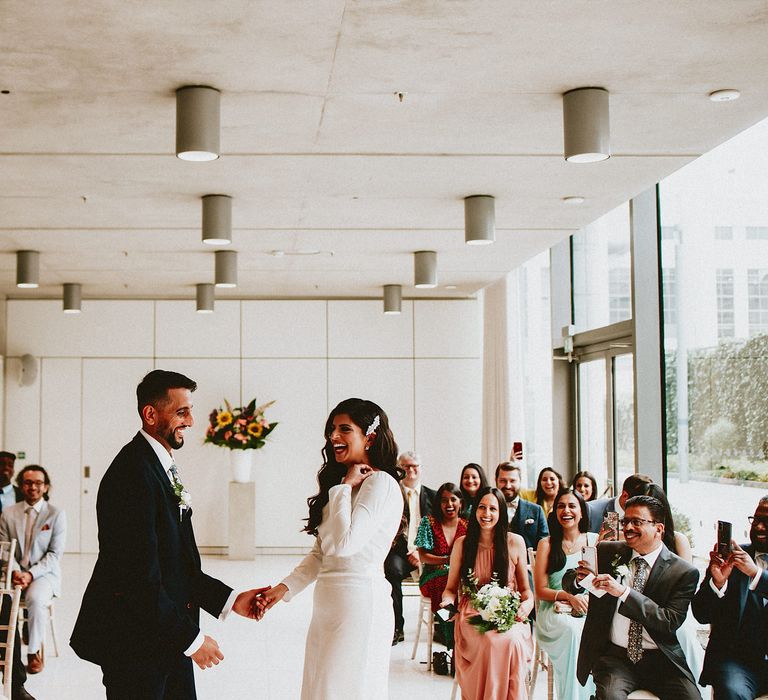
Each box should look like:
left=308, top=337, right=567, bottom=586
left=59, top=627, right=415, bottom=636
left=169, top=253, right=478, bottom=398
left=576, top=494, right=701, bottom=699
left=691, top=496, right=768, bottom=700
left=0, top=464, right=65, bottom=688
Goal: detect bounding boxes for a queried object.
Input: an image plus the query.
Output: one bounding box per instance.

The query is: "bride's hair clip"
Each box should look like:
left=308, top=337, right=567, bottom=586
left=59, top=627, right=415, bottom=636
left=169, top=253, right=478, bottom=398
left=365, top=415, right=380, bottom=437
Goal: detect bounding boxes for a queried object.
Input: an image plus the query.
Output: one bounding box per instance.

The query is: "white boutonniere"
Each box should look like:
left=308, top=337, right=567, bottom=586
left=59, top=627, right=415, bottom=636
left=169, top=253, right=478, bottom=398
left=525, top=518, right=535, bottom=525
left=171, top=475, right=192, bottom=522
left=611, top=553, right=629, bottom=581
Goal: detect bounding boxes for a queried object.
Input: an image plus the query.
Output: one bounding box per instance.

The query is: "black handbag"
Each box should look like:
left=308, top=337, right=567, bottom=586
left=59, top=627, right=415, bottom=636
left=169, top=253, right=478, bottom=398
left=433, top=650, right=451, bottom=676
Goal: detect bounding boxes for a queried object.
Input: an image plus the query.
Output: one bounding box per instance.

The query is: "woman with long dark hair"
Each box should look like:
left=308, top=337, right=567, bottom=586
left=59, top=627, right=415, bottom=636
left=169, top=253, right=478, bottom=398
left=441, top=487, right=533, bottom=699
left=258, top=398, right=403, bottom=700
left=458, top=462, right=489, bottom=518
left=533, top=489, right=596, bottom=700
left=533, top=467, right=564, bottom=517
left=571, top=470, right=598, bottom=502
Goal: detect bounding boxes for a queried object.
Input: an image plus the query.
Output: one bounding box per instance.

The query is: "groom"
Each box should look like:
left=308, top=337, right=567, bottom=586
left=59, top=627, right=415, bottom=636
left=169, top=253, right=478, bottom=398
left=71, top=370, right=267, bottom=699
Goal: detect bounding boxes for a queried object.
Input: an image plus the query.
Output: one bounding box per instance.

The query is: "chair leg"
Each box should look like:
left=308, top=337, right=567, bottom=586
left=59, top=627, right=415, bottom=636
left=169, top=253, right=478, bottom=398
left=410, top=598, right=424, bottom=660
left=529, top=640, right=540, bottom=695
left=547, top=658, right=554, bottom=700
left=426, top=609, right=433, bottom=672
left=48, top=604, right=59, bottom=657
left=450, top=678, right=459, bottom=700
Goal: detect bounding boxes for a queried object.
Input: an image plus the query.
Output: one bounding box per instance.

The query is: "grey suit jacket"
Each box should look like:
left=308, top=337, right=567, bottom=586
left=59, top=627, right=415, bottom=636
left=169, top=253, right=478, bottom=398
left=577, top=541, right=699, bottom=686
left=0, top=500, right=66, bottom=596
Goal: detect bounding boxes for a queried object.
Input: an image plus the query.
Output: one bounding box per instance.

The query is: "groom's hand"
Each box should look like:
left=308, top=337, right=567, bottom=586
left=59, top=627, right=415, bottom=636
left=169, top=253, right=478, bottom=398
left=233, top=587, right=272, bottom=619
left=191, top=635, right=224, bottom=669
left=255, top=583, right=288, bottom=619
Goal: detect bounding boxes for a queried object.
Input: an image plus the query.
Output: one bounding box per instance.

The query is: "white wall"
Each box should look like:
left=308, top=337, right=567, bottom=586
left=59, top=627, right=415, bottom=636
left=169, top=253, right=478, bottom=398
left=3, top=298, right=482, bottom=552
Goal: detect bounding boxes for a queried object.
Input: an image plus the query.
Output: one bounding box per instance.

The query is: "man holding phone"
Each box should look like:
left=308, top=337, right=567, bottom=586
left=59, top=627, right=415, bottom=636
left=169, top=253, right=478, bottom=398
left=691, top=497, right=768, bottom=700
left=576, top=495, right=701, bottom=699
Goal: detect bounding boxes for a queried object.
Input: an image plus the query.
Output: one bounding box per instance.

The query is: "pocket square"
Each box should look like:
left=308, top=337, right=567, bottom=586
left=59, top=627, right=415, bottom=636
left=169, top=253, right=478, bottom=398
left=41, top=524, right=51, bottom=531
left=525, top=518, right=535, bottom=525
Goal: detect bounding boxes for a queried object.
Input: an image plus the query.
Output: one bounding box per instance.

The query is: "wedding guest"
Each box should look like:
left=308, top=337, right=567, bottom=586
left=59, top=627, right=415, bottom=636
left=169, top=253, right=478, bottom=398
left=691, top=496, right=768, bottom=700
left=257, top=399, right=403, bottom=700
left=441, top=487, right=533, bottom=700
left=495, top=461, right=548, bottom=551
left=415, top=482, right=467, bottom=612
left=572, top=470, right=599, bottom=502
left=459, top=462, right=489, bottom=518
left=0, top=451, right=23, bottom=514
left=576, top=495, right=701, bottom=700
left=0, top=465, right=65, bottom=675
left=531, top=467, right=564, bottom=517
left=384, top=450, right=436, bottom=645
left=534, top=489, right=596, bottom=700
left=586, top=473, right=652, bottom=534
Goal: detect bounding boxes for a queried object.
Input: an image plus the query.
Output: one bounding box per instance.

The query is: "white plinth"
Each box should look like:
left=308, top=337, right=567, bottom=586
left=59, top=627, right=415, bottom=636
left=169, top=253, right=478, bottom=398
left=228, top=481, right=256, bottom=560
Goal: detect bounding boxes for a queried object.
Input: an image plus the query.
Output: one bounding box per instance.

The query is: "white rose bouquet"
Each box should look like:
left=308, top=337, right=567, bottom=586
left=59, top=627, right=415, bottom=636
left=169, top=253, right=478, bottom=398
left=463, top=571, right=528, bottom=633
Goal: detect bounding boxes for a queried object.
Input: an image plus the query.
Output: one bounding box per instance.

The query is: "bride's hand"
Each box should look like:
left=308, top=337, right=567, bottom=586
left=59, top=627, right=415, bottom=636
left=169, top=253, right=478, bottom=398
left=254, top=583, right=288, bottom=619
left=342, top=463, right=373, bottom=488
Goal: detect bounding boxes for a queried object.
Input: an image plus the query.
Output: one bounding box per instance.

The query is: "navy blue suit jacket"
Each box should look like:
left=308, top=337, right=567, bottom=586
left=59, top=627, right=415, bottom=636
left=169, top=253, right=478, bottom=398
left=509, top=498, right=548, bottom=550
left=71, top=432, right=232, bottom=667
left=586, top=496, right=617, bottom=533
left=691, top=543, right=768, bottom=686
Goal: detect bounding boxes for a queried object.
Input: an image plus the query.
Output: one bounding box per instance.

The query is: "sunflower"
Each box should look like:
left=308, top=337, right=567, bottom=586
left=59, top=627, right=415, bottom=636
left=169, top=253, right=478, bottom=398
left=247, top=422, right=264, bottom=438
left=216, top=411, right=233, bottom=428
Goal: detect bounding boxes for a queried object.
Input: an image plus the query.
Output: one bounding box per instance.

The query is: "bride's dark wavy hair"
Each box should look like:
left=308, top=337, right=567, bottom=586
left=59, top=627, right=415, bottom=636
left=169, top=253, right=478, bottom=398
left=460, top=487, right=510, bottom=588
left=304, top=398, right=402, bottom=536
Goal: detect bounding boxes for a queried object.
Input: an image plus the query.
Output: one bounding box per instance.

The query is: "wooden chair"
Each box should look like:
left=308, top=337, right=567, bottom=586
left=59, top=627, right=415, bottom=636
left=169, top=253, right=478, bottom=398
left=527, top=546, right=554, bottom=700
left=18, top=598, right=60, bottom=657
left=410, top=594, right=434, bottom=671
left=0, top=587, right=22, bottom=700
left=0, top=541, right=17, bottom=589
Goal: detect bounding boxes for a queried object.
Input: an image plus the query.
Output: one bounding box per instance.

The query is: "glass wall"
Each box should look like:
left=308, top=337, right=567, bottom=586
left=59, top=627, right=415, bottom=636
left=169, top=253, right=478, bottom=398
left=659, top=117, right=768, bottom=555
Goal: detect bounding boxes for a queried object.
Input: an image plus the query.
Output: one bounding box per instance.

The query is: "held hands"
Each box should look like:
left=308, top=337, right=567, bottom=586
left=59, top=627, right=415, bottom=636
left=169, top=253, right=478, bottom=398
left=252, top=583, right=288, bottom=620
left=191, top=635, right=224, bottom=670
left=407, top=551, right=420, bottom=568
left=566, top=592, right=589, bottom=615
left=342, top=463, right=373, bottom=488
left=232, top=586, right=273, bottom=619
left=11, top=571, right=32, bottom=589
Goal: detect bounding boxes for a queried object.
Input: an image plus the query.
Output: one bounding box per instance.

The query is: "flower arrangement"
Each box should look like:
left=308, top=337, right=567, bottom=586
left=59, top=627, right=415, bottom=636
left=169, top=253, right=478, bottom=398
left=611, top=553, right=630, bottom=581
left=205, top=398, right=278, bottom=450
left=463, top=572, right=528, bottom=633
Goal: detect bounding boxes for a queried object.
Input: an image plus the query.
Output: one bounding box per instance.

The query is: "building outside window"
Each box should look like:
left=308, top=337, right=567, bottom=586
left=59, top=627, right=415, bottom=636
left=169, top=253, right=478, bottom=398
left=747, top=269, right=768, bottom=337
left=716, top=269, right=735, bottom=340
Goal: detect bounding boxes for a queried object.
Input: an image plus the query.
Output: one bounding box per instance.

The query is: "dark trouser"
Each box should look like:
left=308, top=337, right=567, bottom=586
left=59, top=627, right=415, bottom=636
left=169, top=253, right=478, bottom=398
left=593, top=642, right=701, bottom=700
left=102, top=656, right=196, bottom=700
left=385, top=571, right=405, bottom=632
left=0, top=593, right=26, bottom=692
left=709, top=657, right=768, bottom=700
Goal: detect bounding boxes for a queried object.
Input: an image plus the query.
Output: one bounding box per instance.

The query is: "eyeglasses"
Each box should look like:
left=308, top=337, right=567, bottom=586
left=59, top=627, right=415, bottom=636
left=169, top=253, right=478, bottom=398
left=620, top=517, right=658, bottom=529
left=21, top=480, right=45, bottom=487
left=747, top=516, right=768, bottom=526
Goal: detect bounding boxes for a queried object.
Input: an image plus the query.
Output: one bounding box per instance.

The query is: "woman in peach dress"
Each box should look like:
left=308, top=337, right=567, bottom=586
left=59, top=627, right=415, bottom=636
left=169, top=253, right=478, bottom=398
left=441, top=487, right=534, bottom=700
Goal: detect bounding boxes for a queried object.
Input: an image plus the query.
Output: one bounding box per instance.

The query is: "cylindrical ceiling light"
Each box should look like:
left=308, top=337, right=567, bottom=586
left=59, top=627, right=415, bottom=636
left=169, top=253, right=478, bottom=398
left=16, top=250, right=39, bottom=288
left=63, top=283, right=82, bottom=313
left=464, top=195, right=495, bottom=245
left=562, top=87, right=610, bottom=163
left=383, top=285, right=402, bottom=314
left=214, top=250, right=237, bottom=288
left=196, top=283, right=215, bottom=313
left=202, top=194, right=232, bottom=245
left=176, top=85, right=220, bottom=161
left=414, top=250, right=437, bottom=289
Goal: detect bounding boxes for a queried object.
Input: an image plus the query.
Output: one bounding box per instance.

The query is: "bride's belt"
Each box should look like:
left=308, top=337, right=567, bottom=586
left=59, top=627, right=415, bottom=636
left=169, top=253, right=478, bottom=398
left=317, top=566, right=382, bottom=579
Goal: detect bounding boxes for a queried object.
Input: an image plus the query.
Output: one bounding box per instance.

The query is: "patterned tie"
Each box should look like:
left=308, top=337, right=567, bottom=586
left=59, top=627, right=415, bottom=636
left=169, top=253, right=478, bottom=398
left=627, top=558, right=649, bottom=663
left=20, top=506, right=36, bottom=569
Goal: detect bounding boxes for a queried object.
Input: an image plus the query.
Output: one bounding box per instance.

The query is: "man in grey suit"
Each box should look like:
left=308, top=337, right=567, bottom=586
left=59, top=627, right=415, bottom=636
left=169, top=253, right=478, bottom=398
left=576, top=495, right=701, bottom=699
left=0, top=464, right=66, bottom=676
left=586, top=473, right=652, bottom=534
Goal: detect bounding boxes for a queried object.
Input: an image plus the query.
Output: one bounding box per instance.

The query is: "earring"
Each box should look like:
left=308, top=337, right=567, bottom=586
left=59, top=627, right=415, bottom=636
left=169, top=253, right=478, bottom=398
left=365, top=446, right=370, bottom=451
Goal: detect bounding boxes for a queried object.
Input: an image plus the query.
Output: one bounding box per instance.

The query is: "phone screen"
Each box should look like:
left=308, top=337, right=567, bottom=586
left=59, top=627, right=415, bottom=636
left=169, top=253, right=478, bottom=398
left=717, top=520, right=732, bottom=557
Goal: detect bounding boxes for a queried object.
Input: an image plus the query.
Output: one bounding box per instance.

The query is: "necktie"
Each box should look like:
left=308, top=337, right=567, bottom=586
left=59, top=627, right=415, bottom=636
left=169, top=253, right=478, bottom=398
left=627, top=558, right=649, bottom=663
left=21, top=506, right=36, bottom=569
left=407, top=489, right=418, bottom=550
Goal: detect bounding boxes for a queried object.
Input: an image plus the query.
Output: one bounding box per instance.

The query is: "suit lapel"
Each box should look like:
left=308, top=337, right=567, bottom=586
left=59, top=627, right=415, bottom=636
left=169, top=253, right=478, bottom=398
left=642, top=543, right=671, bottom=598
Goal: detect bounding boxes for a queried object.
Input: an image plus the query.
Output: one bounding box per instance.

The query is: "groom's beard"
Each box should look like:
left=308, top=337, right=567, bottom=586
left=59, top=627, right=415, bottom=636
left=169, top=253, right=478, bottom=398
left=160, top=425, right=185, bottom=450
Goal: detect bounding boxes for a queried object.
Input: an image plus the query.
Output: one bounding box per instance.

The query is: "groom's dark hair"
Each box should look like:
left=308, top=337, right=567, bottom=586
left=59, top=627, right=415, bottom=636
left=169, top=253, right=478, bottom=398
left=137, top=369, right=196, bottom=416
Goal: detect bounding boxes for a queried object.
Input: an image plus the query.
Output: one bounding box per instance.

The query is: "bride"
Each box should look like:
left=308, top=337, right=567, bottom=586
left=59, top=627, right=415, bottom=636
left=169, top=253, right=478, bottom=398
left=257, top=398, right=404, bottom=699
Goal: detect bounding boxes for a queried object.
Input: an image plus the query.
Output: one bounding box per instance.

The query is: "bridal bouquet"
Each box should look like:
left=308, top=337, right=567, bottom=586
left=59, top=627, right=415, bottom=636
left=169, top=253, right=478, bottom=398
left=205, top=398, right=278, bottom=450
left=463, top=572, right=528, bottom=633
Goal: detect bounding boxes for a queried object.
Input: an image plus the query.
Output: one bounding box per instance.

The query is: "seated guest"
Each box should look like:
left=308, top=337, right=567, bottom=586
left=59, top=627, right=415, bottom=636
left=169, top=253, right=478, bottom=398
left=458, top=462, right=489, bottom=518
left=534, top=489, right=596, bottom=700
left=495, top=462, right=548, bottom=550
left=415, top=482, right=467, bottom=612
left=572, top=470, right=599, bottom=502
left=640, top=483, right=704, bottom=688
left=441, top=487, right=533, bottom=700
left=586, top=473, right=653, bottom=534
left=576, top=495, right=701, bottom=700
left=384, top=450, right=435, bottom=645
left=529, top=467, right=564, bottom=517
left=0, top=465, right=66, bottom=675
left=692, top=496, right=768, bottom=700
left=0, top=451, right=23, bottom=514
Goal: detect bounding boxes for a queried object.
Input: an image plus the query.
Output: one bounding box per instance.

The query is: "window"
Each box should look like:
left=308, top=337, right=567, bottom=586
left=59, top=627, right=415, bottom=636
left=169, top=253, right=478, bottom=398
left=716, top=269, right=735, bottom=340
left=746, top=226, right=768, bottom=240
left=609, top=268, right=631, bottom=325
left=748, top=269, right=768, bottom=337
left=662, top=267, right=677, bottom=328
left=714, top=226, right=733, bottom=240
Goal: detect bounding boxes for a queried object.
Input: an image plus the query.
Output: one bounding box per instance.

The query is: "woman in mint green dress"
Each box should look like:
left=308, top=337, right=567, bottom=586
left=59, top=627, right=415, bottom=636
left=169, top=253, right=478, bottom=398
left=533, top=489, right=597, bottom=700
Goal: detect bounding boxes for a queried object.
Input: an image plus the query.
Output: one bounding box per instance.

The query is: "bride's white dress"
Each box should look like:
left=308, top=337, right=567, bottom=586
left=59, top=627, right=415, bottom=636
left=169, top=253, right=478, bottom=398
left=281, top=470, right=403, bottom=700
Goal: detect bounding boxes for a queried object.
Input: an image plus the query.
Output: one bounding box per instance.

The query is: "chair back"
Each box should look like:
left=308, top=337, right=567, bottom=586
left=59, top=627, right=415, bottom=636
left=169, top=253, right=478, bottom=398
left=527, top=546, right=542, bottom=616
left=0, top=586, right=22, bottom=698
left=0, top=540, right=16, bottom=589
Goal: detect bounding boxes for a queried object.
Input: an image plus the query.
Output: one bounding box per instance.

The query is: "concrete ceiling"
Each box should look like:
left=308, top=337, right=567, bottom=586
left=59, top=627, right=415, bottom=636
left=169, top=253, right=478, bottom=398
left=2, top=1, right=768, bottom=302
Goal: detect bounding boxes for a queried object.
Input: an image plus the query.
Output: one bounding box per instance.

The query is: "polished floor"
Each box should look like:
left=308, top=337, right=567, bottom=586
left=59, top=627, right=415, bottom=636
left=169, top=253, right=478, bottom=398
left=23, top=552, right=557, bottom=700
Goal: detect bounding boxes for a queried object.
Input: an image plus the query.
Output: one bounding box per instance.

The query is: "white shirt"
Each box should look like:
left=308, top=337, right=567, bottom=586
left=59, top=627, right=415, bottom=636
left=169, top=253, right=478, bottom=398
left=507, top=495, right=520, bottom=523
left=139, top=430, right=238, bottom=656
left=609, top=542, right=663, bottom=650
left=710, top=548, right=768, bottom=597
left=0, top=483, right=16, bottom=512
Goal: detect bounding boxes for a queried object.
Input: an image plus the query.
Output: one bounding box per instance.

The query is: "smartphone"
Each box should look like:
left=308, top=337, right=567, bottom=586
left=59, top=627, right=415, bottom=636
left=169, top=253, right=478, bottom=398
left=717, top=520, right=732, bottom=557
left=511, top=441, right=523, bottom=461
left=581, top=545, right=598, bottom=573
left=602, top=512, right=619, bottom=541
left=436, top=604, right=457, bottom=621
